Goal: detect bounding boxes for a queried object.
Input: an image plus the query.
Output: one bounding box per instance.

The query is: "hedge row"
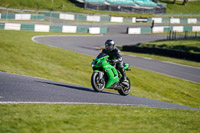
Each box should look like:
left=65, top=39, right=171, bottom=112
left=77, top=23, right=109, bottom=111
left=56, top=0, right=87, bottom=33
left=122, top=45, right=200, bottom=62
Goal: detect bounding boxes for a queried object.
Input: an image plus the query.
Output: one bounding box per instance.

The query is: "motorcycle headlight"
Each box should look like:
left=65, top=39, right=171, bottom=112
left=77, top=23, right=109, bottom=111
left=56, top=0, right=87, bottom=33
left=91, top=64, right=94, bottom=67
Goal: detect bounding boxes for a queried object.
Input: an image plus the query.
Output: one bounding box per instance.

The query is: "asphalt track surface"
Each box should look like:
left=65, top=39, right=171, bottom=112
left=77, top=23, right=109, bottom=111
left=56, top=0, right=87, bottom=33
left=1, top=28, right=200, bottom=110
left=0, top=72, right=199, bottom=110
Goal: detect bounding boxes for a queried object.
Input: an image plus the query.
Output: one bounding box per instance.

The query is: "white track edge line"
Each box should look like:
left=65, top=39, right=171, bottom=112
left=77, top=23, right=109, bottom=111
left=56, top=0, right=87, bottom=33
left=1, top=101, right=199, bottom=110
left=32, top=34, right=103, bottom=42
left=0, top=101, right=149, bottom=107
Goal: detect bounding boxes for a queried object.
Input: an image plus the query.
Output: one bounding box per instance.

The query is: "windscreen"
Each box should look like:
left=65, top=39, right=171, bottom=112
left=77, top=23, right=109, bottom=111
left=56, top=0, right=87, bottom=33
left=96, top=52, right=107, bottom=59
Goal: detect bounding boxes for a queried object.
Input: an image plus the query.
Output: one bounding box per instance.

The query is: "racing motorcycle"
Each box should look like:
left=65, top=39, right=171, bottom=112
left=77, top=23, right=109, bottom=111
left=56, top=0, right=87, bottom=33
left=91, top=52, right=131, bottom=96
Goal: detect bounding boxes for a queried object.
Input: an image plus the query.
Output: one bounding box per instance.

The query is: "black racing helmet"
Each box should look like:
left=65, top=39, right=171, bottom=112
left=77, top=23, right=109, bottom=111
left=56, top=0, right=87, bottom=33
left=105, top=39, right=115, bottom=51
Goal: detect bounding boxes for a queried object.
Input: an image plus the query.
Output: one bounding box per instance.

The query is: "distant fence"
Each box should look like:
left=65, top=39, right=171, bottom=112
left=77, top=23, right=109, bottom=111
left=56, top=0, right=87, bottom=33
left=0, top=22, right=108, bottom=34
left=166, top=31, right=199, bottom=40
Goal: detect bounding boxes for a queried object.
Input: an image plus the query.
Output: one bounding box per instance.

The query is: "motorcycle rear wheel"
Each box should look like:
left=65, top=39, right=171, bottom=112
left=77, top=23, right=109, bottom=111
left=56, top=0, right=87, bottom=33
left=91, top=72, right=105, bottom=92
left=118, top=77, right=131, bottom=96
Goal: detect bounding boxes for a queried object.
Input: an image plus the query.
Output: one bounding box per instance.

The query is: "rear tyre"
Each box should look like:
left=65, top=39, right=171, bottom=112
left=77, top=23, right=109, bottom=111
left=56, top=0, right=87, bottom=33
left=118, top=77, right=131, bottom=96
left=91, top=72, right=105, bottom=92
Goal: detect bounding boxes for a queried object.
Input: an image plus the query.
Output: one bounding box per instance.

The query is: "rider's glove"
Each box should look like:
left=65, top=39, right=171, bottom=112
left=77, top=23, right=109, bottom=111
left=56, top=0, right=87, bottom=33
left=107, top=59, right=118, bottom=63
left=112, top=59, right=118, bottom=63
left=107, top=59, right=112, bottom=63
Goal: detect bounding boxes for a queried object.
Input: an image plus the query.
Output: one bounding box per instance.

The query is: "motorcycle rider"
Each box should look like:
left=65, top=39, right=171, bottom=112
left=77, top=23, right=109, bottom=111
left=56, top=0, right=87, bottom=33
left=102, top=39, right=127, bottom=82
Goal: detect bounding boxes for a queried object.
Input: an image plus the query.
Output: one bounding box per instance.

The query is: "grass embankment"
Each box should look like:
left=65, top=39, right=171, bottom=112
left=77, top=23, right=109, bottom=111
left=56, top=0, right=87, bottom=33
left=0, top=104, right=200, bottom=133
left=161, top=0, right=200, bottom=14
left=0, top=31, right=92, bottom=87
left=0, top=30, right=200, bottom=108
left=0, top=0, right=200, bottom=17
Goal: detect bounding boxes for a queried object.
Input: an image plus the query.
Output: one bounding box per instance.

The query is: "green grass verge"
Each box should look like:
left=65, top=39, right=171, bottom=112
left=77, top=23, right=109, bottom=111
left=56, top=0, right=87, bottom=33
left=0, top=30, right=200, bottom=108
left=0, top=30, right=92, bottom=87
left=0, top=104, right=200, bottom=133
left=161, top=0, right=200, bottom=14
left=136, top=38, right=200, bottom=54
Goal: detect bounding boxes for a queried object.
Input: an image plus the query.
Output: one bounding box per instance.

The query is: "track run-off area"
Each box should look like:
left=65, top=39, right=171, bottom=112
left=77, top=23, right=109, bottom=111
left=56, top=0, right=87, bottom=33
left=0, top=33, right=200, bottom=110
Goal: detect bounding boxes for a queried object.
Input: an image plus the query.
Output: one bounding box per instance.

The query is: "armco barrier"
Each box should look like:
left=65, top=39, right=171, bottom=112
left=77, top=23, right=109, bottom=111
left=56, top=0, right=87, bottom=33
left=50, top=12, right=200, bottom=24
left=0, top=13, right=45, bottom=20
left=1, top=12, right=200, bottom=24
left=128, top=26, right=200, bottom=34
left=0, top=22, right=5, bottom=29
left=50, top=25, right=63, bottom=32
left=43, top=12, right=200, bottom=24
left=122, top=45, right=200, bottom=62
left=0, top=22, right=108, bottom=34
left=21, top=24, right=35, bottom=31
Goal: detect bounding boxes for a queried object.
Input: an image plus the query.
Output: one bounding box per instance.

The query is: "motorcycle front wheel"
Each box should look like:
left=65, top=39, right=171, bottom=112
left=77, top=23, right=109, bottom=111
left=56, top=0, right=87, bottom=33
left=91, top=72, right=105, bottom=92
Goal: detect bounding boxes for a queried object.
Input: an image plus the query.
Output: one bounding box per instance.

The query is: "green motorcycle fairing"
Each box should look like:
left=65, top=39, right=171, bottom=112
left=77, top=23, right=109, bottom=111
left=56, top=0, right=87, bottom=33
left=91, top=53, right=119, bottom=88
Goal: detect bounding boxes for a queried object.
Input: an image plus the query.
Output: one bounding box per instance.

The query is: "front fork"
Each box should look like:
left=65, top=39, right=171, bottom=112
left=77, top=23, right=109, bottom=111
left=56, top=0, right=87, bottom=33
left=93, top=70, right=104, bottom=84
left=98, top=71, right=103, bottom=80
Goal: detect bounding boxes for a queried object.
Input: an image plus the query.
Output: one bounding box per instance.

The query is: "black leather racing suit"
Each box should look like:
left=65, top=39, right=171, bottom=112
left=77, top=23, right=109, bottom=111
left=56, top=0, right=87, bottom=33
left=102, top=48, right=126, bottom=80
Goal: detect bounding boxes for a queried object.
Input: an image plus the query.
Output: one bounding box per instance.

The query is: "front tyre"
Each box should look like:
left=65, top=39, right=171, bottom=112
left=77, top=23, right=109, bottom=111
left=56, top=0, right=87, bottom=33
left=118, top=77, right=131, bottom=96
left=91, top=72, right=105, bottom=92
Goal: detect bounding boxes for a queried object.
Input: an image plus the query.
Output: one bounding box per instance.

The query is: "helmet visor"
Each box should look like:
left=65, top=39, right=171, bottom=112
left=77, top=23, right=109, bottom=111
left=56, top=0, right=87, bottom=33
left=105, top=44, right=113, bottom=50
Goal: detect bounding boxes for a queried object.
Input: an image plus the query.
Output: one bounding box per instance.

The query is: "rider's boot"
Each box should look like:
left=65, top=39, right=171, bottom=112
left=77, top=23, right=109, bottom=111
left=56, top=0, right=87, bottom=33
left=119, top=68, right=127, bottom=82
